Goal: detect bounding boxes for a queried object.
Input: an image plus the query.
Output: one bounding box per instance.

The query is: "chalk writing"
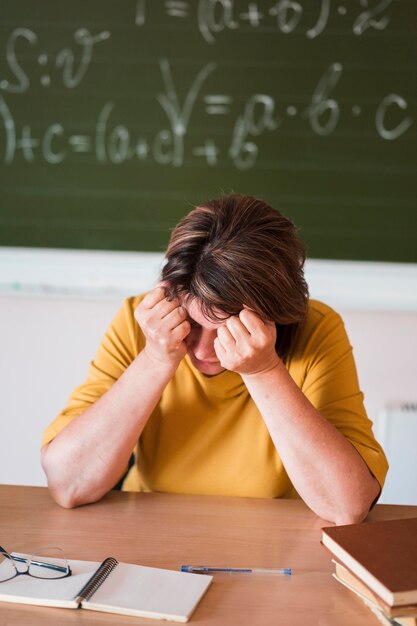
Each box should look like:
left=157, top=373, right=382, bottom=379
left=352, top=0, right=392, bottom=36
left=0, top=0, right=414, bottom=264
left=0, top=58, right=412, bottom=170
left=0, top=0, right=412, bottom=174
left=156, top=60, right=217, bottom=167
left=304, top=62, right=342, bottom=136
left=135, top=0, right=392, bottom=43
left=375, top=95, right=413, bottom=141
left=0, top=27, right=110, bottom=94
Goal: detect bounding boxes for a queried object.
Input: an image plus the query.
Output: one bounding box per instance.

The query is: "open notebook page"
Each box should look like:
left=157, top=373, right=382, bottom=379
left=82, top=562, right=213, bottom=622
left=0, top=558, right=99, bottom=608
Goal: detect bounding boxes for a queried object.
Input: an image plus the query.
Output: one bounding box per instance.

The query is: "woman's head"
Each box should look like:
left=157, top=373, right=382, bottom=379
left=161, top=194, right=309, bottom=362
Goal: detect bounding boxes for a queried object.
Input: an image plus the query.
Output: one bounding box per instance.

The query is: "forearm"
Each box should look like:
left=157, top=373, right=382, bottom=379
left=42, top=350, right=176, bottom=508
left=242, top=362, right=380, bottom=524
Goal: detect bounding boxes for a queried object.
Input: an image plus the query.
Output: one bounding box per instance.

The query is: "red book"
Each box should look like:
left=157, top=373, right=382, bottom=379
left=321, top=517, right=417, bottom=607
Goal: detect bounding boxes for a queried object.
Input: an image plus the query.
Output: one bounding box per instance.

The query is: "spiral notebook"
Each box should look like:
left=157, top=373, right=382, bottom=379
left=0, top=555, right=212, bottom=622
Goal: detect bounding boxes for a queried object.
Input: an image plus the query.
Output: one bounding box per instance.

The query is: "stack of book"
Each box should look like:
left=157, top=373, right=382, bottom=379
left=321, top=517, right=417, bottom=626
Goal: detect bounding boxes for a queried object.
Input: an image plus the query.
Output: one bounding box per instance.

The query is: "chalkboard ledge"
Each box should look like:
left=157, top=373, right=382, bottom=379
left=0, top=247, right=417, bottom=313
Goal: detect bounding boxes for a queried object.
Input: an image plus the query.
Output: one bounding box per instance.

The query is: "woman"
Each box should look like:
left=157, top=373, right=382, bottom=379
left=41, top=194, right=388, bottom=523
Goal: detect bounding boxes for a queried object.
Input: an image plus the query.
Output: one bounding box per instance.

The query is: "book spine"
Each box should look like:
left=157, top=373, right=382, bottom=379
left=74, top=557, right=118, bottom=603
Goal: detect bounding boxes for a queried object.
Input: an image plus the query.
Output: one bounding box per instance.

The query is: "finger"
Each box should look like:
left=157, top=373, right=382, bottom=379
left=264, top=319, right=277, bottom=333
left=225, top=316, right=251, bottom=342
left=153, top=297, right=181, bottom=319
left=162, top=305, right=187, bottom=331
left=141, top=287, right=168, bottom=309
left=214, top=336, right=227, bottom=361
left=155, top=280, right=174, bottom=298
left=216, top=324, right=236, bottom=350
left=238, top=308, right=266, bottom=334
left=170, top=319, right=191, bottom=343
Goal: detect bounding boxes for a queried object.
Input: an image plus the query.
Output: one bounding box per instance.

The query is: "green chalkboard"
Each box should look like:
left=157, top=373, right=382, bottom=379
left=0, top=0, right=416, bottom=261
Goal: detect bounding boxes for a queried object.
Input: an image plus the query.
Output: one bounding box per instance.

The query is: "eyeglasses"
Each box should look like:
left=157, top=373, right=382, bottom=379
left=0, top=545, right=72, bottom=582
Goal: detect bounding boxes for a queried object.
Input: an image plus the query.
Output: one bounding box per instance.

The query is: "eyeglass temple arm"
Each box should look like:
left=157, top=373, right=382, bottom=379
left=0, top=545, right=68, bottom=573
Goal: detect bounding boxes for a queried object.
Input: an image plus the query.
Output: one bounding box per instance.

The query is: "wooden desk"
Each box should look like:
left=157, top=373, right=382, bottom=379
left=1, top=485, right=416, bottom=626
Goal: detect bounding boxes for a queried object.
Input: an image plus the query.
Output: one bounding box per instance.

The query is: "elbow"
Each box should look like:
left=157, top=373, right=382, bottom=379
left=41, top=444, right=93, bottom=509
left=42, top=467, right=79, bottom=509
left=49, top=487, right=79, bottom=509
left=333, top=510, right=368, bottom=526
left=46, top=476, right=98, bottom=509
left=328, top=494, right=374, bottom=526
left=322, top=506, right=368, bottom=527
left=331, top=486, right=380, bottom=527
left=42, top=462, right=78, bottom=509
left=45, top=473, right=86, bottom=509
left=330, top=474, right=381, bottom=526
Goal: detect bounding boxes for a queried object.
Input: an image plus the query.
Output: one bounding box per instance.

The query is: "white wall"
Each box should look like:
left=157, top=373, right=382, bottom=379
left=341, top=310, right=417, bottom=429
left=1, top=249, right=417, bottom=501
left=0, top=294, right=120, bottom=487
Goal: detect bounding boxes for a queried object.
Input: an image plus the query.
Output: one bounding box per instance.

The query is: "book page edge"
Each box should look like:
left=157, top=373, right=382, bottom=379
left=322, top=533, right=394, bottom=605
left=81, top=601, right=188, bottom=622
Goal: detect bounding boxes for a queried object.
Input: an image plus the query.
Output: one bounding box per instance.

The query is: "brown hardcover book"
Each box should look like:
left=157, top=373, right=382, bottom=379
left=332, top=560, right=417, bottom=619
left=321, top=517, right=417, bottom=607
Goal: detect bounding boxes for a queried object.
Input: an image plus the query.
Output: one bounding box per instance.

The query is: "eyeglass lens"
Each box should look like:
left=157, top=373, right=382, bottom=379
left=0, top=547, right=70, bottom=582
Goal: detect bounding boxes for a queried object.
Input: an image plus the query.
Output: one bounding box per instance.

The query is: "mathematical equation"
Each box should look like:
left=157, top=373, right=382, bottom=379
left=0, top=27, right=109, bottom=94
left=0, top=60, right=412, bottom=170
left=0, top=0, right=394, bottom=94
left=136, top=0, right=393, bottom=43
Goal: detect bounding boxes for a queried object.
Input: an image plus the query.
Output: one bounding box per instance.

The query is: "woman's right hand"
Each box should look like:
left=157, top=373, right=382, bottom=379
left=134, top=286, right=190, bottom=369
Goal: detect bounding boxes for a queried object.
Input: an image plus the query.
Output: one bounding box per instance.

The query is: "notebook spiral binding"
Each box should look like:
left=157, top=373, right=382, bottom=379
left=76, top=557, right=119, bottom=602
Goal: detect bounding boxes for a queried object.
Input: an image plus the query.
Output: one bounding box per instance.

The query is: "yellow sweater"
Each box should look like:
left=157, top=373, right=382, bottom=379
left=42, top=297, right=388, bottom=498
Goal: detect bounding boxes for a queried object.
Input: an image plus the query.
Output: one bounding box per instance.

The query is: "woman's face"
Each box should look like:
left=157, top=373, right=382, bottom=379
left=182, top=298, right=228, bottom=376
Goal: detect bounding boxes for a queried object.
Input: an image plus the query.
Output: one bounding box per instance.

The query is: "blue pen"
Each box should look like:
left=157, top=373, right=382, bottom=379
left=181, top=565, right=292, bottom=575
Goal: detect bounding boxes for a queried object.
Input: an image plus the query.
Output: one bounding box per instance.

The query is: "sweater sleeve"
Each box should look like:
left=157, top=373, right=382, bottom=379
left=297, top=307, right=389, bottom=493
left=41, top=296, right=144, bottom=446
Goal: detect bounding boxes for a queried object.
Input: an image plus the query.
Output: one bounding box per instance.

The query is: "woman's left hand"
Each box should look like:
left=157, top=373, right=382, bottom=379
left=214, top=309, right=280, bottom=376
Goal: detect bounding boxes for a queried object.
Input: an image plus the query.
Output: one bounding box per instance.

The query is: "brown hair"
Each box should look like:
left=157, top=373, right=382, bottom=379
left=161, top=194, right=309, bottom=362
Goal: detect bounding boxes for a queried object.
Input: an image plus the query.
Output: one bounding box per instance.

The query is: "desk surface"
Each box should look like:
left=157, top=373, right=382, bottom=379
left=1, top=485, right=416, bottom=626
